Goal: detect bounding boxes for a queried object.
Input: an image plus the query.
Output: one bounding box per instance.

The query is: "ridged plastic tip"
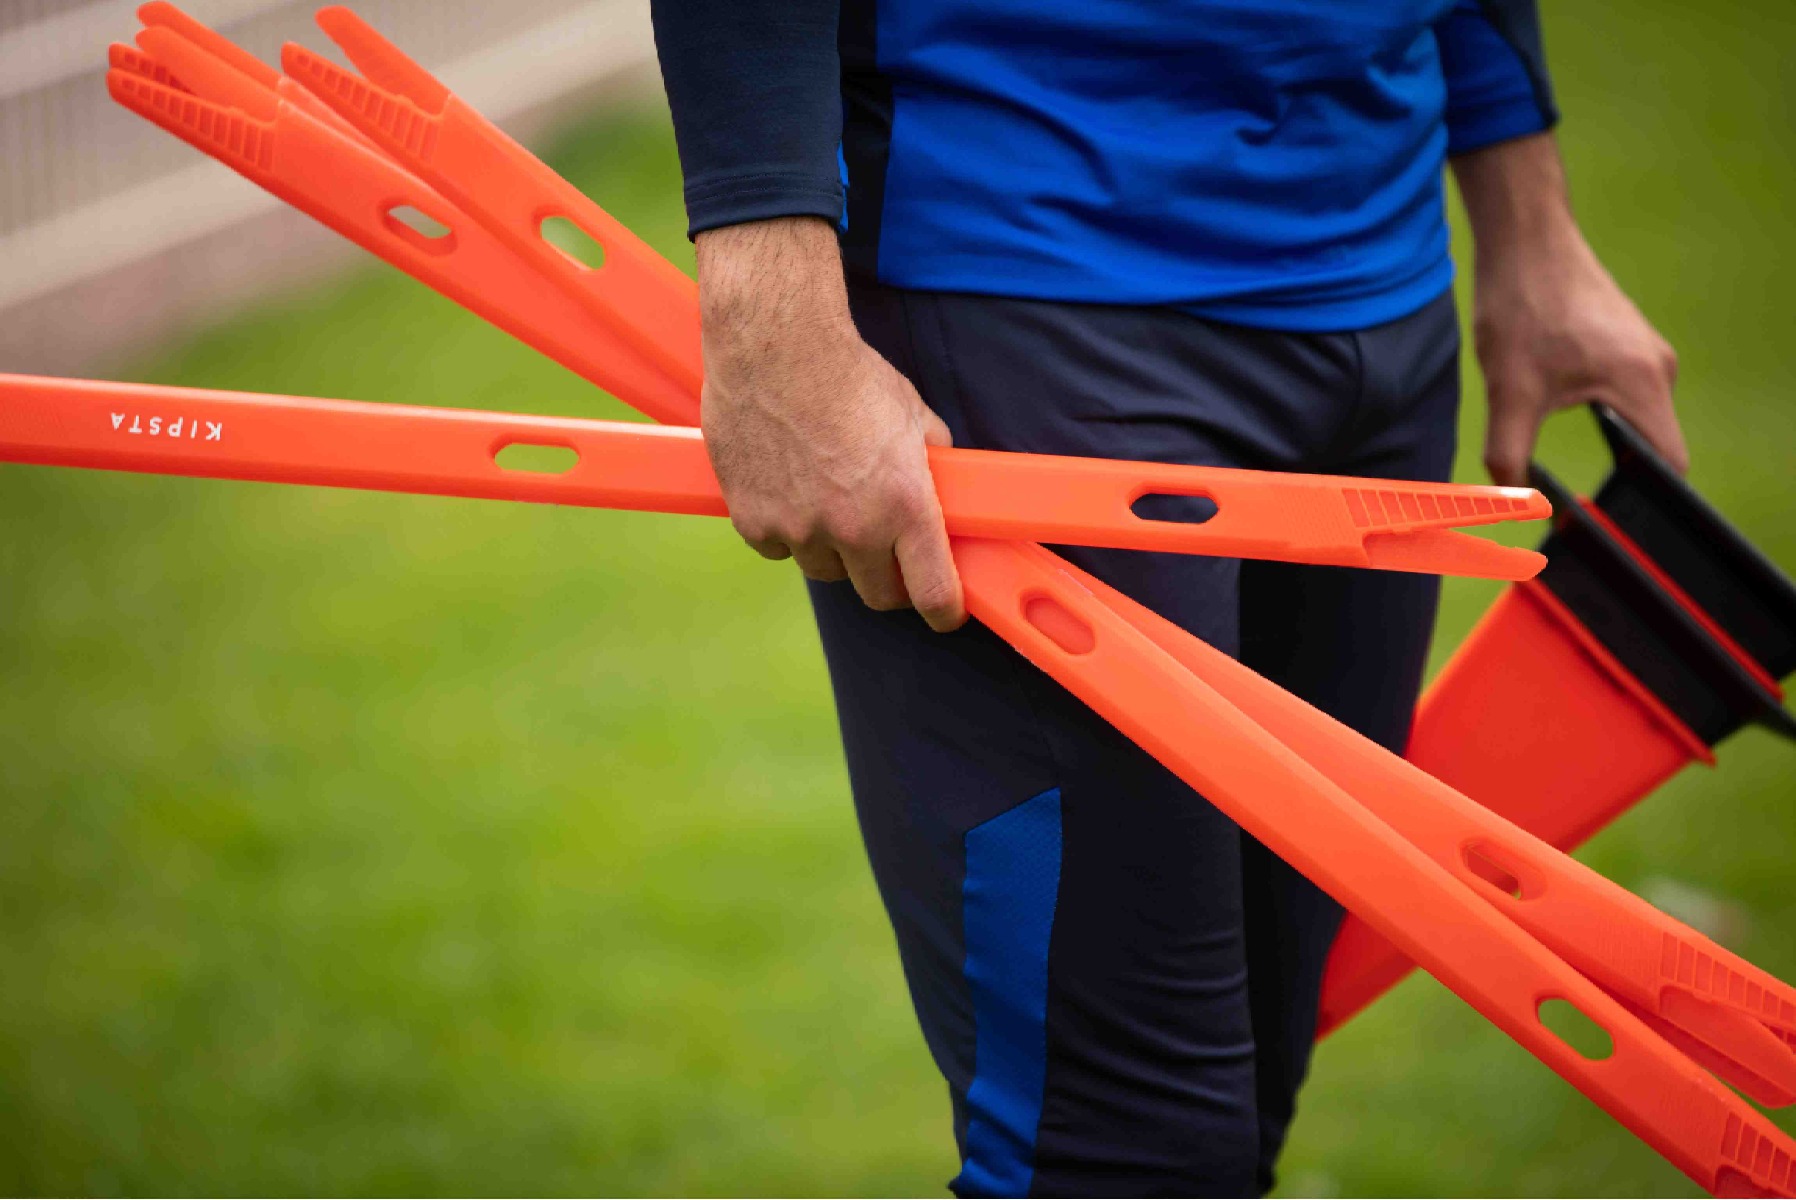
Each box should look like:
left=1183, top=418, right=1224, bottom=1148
left=315, top=5, right=447, bottom=110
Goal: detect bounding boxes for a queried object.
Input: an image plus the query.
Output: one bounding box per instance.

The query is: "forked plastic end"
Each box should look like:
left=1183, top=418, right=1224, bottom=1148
left=1363, top=528, right=1549, bottom=581
left=107, top=69, right=276, bottom=174
left=314, top=6, right=448, bottom=110
left=281, top=42, right=441, bottom=164
left=109, top=42, right=190, bottom=93
left=135, top=26, right=277, bottom=121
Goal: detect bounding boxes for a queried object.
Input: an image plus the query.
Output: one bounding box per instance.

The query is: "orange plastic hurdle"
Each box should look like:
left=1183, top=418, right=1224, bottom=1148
left=1320, top=408, right=1796, bottom=1036
left=79, top=8, right=1796, bottom=1193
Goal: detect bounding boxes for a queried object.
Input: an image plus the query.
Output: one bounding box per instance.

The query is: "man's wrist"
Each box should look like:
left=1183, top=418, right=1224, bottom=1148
left=695, top=216, right=855, bottom=353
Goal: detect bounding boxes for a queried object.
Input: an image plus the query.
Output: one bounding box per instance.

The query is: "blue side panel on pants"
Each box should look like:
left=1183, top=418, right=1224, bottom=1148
left=953, top=787, right=1064, bottom=1199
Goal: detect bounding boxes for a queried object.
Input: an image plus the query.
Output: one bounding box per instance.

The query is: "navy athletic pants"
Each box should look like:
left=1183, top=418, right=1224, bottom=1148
left=808, top=281, right=1461, bottom=1197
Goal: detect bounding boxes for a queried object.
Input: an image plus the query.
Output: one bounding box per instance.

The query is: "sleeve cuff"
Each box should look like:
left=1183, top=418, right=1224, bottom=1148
left=1446, top=102, right=1558, bottom=157
left=683, top=173, right=845, bottom=239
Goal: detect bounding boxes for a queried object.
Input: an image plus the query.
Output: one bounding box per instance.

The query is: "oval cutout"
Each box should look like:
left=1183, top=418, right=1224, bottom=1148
left=540, top=215, right=605, bottom=270
left=1023, top=593, right=1096, bottom=655
left=1463, top=843, right=1524, bottom=899
left=494, top=442, right=580, bottom=475
left=1537, top=997, right=1614, bottom=1061
left=383, top=204, right=455, bottom=255
left=1131, top=491, right=1220, bottom=526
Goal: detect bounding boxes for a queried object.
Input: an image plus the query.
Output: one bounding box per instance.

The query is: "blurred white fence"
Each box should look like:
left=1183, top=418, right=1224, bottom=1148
left=0, top=0, right=660, bottom=374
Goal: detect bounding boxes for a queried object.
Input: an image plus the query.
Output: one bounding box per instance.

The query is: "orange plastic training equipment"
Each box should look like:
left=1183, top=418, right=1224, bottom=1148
left=0, top=374, right=1551, bottom=576
left=101, top=11, right=1796, bottom=1192
left=108, top=24, right=697, bottom=428
left=1320, top=411, right=1796, bottom=1039
left=279, top=7, right=704, bottom=400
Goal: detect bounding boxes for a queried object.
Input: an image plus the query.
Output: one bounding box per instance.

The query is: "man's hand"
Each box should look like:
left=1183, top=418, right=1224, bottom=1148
left=1455, top=133, right=1685, bottom=486
left=695, top=217, right=966, bottom=632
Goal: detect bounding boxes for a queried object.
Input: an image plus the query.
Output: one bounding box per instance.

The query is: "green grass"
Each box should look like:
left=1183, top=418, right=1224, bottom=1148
left=3, top=2, right=1795, bottom=1193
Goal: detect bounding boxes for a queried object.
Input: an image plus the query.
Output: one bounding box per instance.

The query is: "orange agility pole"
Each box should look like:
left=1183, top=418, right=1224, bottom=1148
left=1320, top=409, right=1796, bottom=1036
left=0, top=375, right=1551, bottom=579
left=104, top=10, right=1796, bottom=1192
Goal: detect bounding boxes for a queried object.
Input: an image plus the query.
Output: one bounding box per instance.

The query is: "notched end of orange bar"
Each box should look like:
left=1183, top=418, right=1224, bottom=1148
left=314, top=6, right=448, bottom=111
left=1363, top=528, right=1548, bottom=581
left=107, top=69, right=278, bottom=174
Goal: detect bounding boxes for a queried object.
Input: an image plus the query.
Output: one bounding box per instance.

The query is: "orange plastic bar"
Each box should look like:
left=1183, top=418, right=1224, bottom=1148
left=281, top=6, right=704, bottom=399
left=0, top=374, right=1547, bottom=573
left=957, top=538, right=1796, bottom=1197
left=107, top=28, right=698, bottom=427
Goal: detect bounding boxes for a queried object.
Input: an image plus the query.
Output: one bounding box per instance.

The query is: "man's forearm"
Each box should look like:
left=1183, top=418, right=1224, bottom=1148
left=1452, top=131, right=1582, bottom=265
left=1450, top=131, right=1685, bottom=482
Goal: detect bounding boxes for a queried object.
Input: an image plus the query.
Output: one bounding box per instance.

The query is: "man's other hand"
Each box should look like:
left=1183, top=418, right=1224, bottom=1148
left=695, top=217, right=966, bottom=632
left=1457, top=133, right=1686, bottom=486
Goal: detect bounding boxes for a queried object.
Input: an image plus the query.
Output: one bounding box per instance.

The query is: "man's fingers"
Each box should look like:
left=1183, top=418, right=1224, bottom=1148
left=840, top=544, right=912, bottom=612
left=791, top=543, right=850, bottom=583
left=1482, top=387, right=1545, bottom=487
left=894, top=502, right=966, bottom=633
left=918, top=404, right=954, bottom=450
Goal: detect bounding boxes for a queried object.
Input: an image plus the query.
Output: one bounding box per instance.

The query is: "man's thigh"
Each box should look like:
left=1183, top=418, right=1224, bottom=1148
left=1235, top=290, right=1463, bottom=1188
left=812, top=282, right=1399, bottom=1195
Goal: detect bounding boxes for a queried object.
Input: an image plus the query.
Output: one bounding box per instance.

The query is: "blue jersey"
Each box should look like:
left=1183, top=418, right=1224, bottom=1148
left=653, top=1, right=1556, bottom=332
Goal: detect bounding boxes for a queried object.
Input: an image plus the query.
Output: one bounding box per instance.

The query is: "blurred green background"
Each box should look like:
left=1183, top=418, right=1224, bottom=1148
left=3, top=1, right=1794, bottom=1194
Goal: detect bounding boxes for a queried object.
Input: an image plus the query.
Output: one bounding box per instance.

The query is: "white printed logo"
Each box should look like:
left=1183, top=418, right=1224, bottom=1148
left=110, top=412, right=222, bottom=441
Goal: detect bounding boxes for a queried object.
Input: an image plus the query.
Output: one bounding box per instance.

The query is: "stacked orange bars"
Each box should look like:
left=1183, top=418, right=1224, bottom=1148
left=0, top=6, right=1790, bottom=1192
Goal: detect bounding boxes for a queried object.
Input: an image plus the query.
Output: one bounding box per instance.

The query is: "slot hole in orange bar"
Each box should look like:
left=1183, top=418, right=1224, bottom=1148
left=1463, top=842, right=1524, bottom=898
left=494, top=443, right=579, bottom=475
left=382, top=204, right=456, bottom=255
left=1023, top=593, right=1096, bottom=656
left=1130, top=491, right=1219, bottom=526
left=540, top=215, right=606, bottom=270
left=1537, top=997, right=1615, bottom=1061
